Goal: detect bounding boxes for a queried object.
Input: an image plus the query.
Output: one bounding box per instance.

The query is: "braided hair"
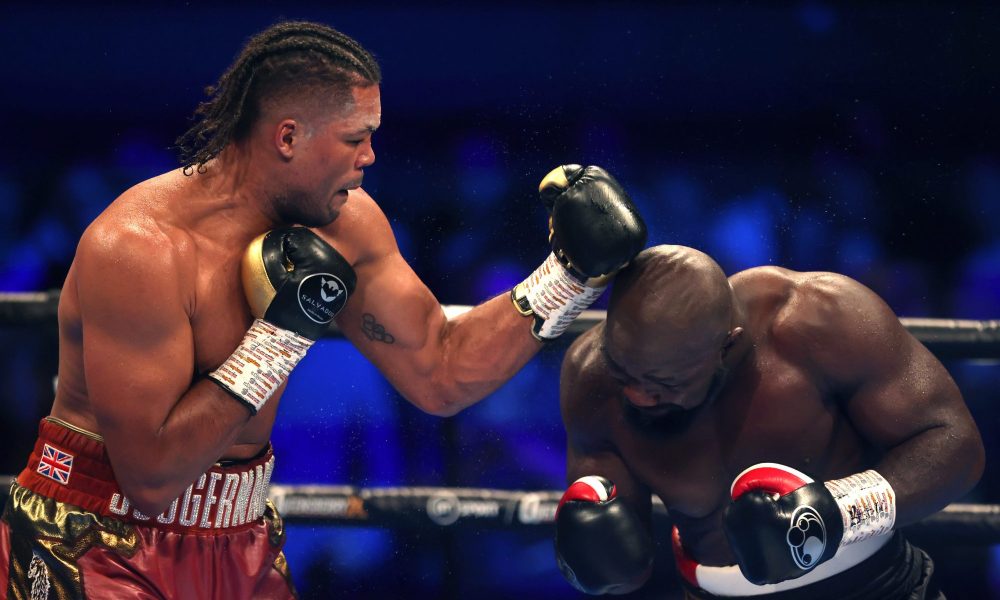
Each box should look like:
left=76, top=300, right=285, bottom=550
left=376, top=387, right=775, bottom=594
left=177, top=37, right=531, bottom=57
left=176, top=21, right=381, bottom=173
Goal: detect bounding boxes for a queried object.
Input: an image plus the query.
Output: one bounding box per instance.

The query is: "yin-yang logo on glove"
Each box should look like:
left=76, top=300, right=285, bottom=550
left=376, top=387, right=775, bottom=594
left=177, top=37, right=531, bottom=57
left=298, top=273, right=348, bottom=323
left=786, top=505, right=827, bottom=570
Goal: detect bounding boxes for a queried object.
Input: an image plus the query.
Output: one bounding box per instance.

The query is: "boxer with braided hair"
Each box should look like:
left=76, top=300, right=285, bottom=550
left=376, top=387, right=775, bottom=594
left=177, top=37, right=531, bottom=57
left=0, top=20, right=645, bottom=599
left=176, top=20, right=382, bottom=173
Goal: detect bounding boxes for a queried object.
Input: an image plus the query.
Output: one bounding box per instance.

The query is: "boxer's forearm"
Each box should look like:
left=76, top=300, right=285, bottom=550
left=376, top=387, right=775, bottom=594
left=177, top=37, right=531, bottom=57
left=106, top=380, right=252, bottom=516
left=398, top=293, right=542, bottom=416
left=874, top=422, right=984, bottom=527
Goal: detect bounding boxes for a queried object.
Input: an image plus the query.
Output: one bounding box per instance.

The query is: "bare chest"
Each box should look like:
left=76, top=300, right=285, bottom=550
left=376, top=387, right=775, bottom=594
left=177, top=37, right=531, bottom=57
left=611, top=353, right=850, bottom=519
left=188, top=248, right=282, bottom=447
left=189, top=252, right=255, bottom=377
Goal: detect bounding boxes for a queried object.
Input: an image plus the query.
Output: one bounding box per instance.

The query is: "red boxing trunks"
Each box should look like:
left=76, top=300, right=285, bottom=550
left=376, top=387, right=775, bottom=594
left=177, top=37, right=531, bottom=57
left=0, top=417, right=296, bottom=599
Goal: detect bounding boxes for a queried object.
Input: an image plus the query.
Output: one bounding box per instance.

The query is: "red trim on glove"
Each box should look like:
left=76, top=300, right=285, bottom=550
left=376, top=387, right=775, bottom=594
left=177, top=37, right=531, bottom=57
left=730, top=462, right=814, bottom=499
left=557, top=476, right=616, bottom=515
left=671, top=526, right=700, bottom=587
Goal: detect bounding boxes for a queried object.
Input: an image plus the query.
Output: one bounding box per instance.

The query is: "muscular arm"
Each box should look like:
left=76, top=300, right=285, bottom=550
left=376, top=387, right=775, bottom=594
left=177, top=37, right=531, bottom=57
left=792, top=274, right=985, bottom=526
left=327, top=190, right=542, bottom=416
left=76, top=221, right=252, bottom=516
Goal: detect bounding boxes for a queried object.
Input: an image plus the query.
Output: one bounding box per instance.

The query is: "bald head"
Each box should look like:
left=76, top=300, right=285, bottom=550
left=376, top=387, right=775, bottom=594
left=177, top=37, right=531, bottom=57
left=608, top=245, right=733, bottom=359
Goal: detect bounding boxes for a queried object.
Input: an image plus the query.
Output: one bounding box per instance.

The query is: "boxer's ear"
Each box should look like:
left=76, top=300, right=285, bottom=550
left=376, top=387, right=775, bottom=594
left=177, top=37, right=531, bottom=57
left=274, top=119, right=298, bottom=160
left=722, top=327, right=743, bottom=356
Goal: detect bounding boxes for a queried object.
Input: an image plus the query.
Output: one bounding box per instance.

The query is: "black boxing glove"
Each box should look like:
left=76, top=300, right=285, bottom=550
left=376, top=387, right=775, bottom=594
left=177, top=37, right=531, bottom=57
left=555, top=476, right=654, bottom=595
left=513, top=165, right=647, bottom=340
left=723, top=463, right=896, bottom=586
left=241, top=227, right=356, bottom=340
left=542, top=165, right=647, bottom=279
left=209, top=227, right=356, bottom=414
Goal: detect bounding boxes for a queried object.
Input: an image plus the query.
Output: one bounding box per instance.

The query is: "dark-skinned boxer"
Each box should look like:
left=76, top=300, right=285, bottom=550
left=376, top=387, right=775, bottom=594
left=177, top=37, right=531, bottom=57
left=555, top=245, right=983, bottom=599
left=0, top=19, right=646, bottom=600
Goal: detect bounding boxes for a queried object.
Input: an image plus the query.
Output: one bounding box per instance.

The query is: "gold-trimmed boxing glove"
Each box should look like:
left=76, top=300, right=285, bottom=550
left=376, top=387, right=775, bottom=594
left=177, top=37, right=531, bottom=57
left=513, top=165, right=647, bottom=340
left=209, top=227, right=356, bottom=414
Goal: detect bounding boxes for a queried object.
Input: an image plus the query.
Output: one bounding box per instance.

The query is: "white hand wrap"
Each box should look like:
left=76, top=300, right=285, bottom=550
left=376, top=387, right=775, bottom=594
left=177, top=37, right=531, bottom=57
left=209, top=318, right=313, bottom=414
left=824, top=469, right=896, bottom=546
left=512, top=252, right=607, bottom=340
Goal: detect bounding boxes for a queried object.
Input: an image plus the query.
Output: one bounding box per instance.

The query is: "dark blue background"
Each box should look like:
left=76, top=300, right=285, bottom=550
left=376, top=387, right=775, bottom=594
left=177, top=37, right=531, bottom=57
left=1, top=3, right=998, bottom=598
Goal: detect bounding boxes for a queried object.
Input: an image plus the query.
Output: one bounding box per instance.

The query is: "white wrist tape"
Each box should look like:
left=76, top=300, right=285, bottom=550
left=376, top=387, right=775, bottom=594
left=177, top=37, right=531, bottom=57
left=512, top=252, right=607, bottom=340
left=209, top=319, right=313, bottom=414
left=824, top=469, right=896, bottom=546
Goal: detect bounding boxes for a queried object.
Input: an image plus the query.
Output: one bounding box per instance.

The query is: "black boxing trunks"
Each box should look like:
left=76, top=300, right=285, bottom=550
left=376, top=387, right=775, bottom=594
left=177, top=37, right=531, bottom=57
left=677, top=530, right=941, bottom=600
left=0, top=417, right=296, bottom=600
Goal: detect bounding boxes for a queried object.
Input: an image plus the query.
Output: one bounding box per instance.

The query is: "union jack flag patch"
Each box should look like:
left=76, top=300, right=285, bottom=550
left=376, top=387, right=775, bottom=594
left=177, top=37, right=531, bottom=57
left=36, top=444, right=73, bottom=485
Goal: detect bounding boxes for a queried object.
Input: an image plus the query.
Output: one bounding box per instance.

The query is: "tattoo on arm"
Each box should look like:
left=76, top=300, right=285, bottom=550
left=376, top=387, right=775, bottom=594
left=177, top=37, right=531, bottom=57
left=361, top=313, right=395, bottom=344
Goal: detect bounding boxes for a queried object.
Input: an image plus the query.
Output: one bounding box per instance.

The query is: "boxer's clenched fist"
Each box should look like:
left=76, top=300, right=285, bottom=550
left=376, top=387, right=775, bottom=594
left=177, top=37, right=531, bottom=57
left=210, top=227, right=356, bottom=414
left=513, top=165, right=647, bottom=340
left=242, top=226, right=356, bottom=340
left=540, top=165, right=647, bottom=280
left=724, top=463, right=896, bottom=585
left=554, top=476, right=654, bottom=594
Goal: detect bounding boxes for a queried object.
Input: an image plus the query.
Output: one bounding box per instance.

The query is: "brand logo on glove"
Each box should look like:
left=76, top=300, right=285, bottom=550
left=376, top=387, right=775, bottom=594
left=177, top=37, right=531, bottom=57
left=786, top=505, right=827, bottom=570
left=298, top=273, right=348, bottom=323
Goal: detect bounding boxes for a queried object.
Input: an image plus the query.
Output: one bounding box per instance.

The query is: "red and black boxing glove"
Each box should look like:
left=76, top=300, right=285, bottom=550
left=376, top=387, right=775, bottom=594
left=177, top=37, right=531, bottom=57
left=554, top=476, right=654, bottom=595
left=723, top=463, right=896, bottom=586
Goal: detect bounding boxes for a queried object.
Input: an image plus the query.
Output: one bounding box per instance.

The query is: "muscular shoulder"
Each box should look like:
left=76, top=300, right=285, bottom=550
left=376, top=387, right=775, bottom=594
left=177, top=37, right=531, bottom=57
left=776, top=270, right=899, bottom=339
left=561, top=324, right=618, bottom=445
left=740, top=267, right=910, bottom=382
left=75, top=176, right=195, bottom=306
